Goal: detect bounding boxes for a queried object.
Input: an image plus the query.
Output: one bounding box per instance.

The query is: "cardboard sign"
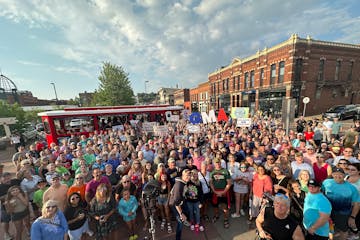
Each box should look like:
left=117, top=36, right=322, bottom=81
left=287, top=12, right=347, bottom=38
left=143, top=122, right=157, bottom=133
left=170, top=115, right=179, bottom=122
left=153, top=125, right=168, bottom=136
left=112, top=125, right=124, bottom=131
left=186, top=124, right=201, bottom=133
left=130, top=120, right=139, bottom=127
left=236, top=118, right=252, bottom=127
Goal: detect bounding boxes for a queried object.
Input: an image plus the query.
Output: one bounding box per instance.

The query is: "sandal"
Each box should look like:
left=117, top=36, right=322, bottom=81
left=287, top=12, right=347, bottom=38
left=160, top=219, right=166, bottom=230
left=223, top=219, right=230, bottom=229
left=212, top=215, right=219, bottom=223
left=167, top=223, right=172, bottom=233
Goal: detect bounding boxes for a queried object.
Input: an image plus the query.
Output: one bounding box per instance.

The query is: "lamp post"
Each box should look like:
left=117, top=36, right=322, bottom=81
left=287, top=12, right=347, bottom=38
left=50, top=82, right=58, bottom=104
left=145, top=80, right=149, bottom=94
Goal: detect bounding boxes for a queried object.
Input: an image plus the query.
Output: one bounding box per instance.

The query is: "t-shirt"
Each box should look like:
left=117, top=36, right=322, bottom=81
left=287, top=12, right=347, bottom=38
left=33, top=188, right=48, bottom=208
left=64, top=203, right=87, bottom=230
left=303, top=192, right=332, bottom=237
left=0, top=179, right=21, bottom=208
left=210, top=168, right=231, bottom=190
left=85, top=176, right=111, bottom=200
left=262, top=207, right=298, bottom=240
left=322, top=179, right=360, bottom=215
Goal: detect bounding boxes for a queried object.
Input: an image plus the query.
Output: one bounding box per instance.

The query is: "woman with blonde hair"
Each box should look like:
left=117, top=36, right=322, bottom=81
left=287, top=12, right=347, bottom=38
left=31, top=200, right=68, bottom=240
left=5, top=185, right=31, bottom=240
left=89, top=183, right=117, bottom=240
left=128, top=159, right=143, bottom=199
left=297, top=169, right=310, bottom=193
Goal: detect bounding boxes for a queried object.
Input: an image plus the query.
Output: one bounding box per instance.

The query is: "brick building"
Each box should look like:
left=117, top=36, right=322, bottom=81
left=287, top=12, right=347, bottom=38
left=207, top=34, right=360, bottom=117
left=174, top=89, right=191, bottom=110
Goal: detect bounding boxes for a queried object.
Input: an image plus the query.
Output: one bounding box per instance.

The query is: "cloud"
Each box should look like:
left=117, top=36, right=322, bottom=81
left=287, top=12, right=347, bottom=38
left=0, top=0, right=360, bottom=99
left=17, top=60, right=44, bottom=67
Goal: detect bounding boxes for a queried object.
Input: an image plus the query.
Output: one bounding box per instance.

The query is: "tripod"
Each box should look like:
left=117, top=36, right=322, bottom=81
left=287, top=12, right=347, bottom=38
left=143, top=197, right=157, bottom=240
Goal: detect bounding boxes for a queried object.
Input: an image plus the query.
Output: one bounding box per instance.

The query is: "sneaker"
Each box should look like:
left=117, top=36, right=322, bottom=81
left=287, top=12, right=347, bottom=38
left=190, top=225, right=195, bottom=231
left=86, top=230, right=94, bottom=237
left=199, top=225, right=205, bottom=232
left=132, top=234, right=138, bottom=240
left=167, top=223, right=173, bottom=233
left=347, top=235, right=360, bottom=240
left=129, top=236, right=134, bottom=240
left=161, top=219, right=166, bottom=230
left=240, top=209, right=246, bottom=216
left=231, top=213, right=241, bottom=218
left=195, top=224, right=199, bottom=232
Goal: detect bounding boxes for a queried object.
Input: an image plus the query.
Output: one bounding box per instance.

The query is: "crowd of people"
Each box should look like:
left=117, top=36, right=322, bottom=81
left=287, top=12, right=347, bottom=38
left=0, top=114, right=359, bottom=240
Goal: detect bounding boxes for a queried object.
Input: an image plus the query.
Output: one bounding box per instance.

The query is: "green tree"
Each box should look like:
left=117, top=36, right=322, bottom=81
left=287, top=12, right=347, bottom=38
left=137, top=92, right=157, bottom=104
left=0, top=101, right=27, bottom=135
left=92, top=62, right=135, bottom=106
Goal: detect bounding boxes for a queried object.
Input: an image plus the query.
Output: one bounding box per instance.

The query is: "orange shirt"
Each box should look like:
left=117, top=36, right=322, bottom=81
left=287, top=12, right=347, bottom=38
left=67, top=184, right=86, bottom=201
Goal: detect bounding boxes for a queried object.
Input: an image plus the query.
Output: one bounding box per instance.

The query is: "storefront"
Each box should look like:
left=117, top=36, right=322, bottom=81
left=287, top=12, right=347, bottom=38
left=258, top=89, right=286, bottom=117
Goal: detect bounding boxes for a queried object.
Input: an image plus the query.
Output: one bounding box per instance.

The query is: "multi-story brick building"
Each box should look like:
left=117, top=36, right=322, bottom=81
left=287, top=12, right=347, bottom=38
left=207, top=34, right=360, bottom=117
left=174, top=89, right=190, bottom=110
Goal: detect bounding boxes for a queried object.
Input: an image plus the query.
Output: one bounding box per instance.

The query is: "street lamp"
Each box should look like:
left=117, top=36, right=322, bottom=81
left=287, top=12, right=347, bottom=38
left=145, top=80, right=149, bottom=94
left=50, top=82, right=59, bottom=104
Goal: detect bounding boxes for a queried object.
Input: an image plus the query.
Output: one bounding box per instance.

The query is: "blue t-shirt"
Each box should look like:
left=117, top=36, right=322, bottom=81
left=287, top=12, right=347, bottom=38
left=303, top=192, right=332, bottom=237
left=31, top=210, right=68, bottom=240
left=322, top=179, right=360, bottom=215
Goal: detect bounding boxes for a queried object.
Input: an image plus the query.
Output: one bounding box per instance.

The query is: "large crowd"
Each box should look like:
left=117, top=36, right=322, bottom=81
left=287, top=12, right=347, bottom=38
left=0, top=114, right=359, bottom=240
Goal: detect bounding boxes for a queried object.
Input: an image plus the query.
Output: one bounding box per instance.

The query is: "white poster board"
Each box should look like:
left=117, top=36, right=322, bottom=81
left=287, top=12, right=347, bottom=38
left=236, top=118, right=252, bottom=127
left=186, top=124, right=201, bottom=133
left=112, top=125, right=124, bottom=131
left=142, top=122, right=157, bottom=133
left=153, top=125, right=168, bottom=136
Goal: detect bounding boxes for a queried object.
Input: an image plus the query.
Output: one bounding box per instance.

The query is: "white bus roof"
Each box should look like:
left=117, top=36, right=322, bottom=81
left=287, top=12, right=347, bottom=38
left=38, top=105, right=183, bottom=117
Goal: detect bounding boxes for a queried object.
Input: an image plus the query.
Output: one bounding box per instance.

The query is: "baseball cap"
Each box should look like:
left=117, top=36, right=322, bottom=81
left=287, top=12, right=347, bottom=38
left=96, top=155, right=102, bottom=161
left=51, top=173, right=60, bottom=179
left=306, top=145, right=314, bottom=150
left=37, top=178, right=47, bottom=184
left=332, top=167, right=345, bottom=174
left=308, top=179, right=321, bottom=187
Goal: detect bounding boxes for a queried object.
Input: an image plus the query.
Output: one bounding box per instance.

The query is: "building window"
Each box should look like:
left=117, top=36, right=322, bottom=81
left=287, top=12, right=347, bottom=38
left=270, top=64, right=276, bottom=85
left=237, top=76, right=240, bottom=90
left=278, top=61, right=285, bottom=83
left=335, top=60, right=341, bottom=81
left=226, top=78, right=229, bottom=91
left=244, top=72, right=249, bottom=89
left=260, top=68, right=264, bottom=86
left=250, top=70, right=254, bottom=88
left=233, top=77, right=235, bottom=90
left=217, top=82, right=220, bottom=93
left=318, top=59, right=325, bottom=82
left=222, top=80, right=225, bottom=91
left=236, top=95, right=240, bottom=107
left=232, top=95, right=235, bottom=107
left=348, top=60, right=354, bottom=81
left=294, top=58, right=302, bottom=82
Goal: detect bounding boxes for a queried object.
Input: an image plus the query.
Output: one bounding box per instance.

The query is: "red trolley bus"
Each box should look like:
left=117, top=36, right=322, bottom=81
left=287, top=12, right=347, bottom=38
left=37, top=105, right=183, bottom=145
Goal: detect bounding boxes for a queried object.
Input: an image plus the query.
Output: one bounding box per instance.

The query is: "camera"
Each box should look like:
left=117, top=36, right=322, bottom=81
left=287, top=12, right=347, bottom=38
left=142, top=180, right=160, bottom=209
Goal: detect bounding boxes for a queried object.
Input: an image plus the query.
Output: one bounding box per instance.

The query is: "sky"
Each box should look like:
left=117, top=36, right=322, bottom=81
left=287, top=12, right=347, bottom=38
left=0, top=0, right=359, bottom=101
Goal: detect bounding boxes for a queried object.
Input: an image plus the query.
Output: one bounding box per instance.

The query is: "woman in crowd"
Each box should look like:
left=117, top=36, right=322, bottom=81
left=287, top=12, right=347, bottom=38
left=31, top=200, right=68, bottom=240
left=118, top=189, right=139, bottom=240
left=5, top=185, right=31, bottom=240
left=198, top=160, right=211, bottom=221
left=185, top=169, right=204, bottom=232
left=297, top=169, right=310, bottom=193
left=345, top=163, right=360, bottom=235
left=64, top=192, right=93, bottom=240
left=313, top=153, right=332, bottom=183
left=67, top=173, right=86, bottom=200
left=271, top=164, right=290, bottom=195
left=156, top=173, right=172, bottom=233
left=231, top=161, right=252, bottom=218
left=287, top=179, right=306, bottom=224
left=127, top=159, right=143, bottom=199
left=89, top=183, right=117, bottom=240
left=143, top=161, right=156, bottom=183
left=250, top=165, right=273, bottom=221
left=104, top=164, right=119, bottom=190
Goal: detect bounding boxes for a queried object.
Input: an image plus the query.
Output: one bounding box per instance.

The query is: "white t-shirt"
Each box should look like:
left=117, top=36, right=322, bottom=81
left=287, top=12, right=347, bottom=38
left=232, top=169, right=253, bottom=194
left=198, top=171, right=211, bottom=194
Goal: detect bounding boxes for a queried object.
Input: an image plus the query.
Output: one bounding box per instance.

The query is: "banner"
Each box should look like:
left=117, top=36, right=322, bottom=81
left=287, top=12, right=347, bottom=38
left=236, top=118, right=252, bottom=127
left=170, top=115, right=180, bottom=122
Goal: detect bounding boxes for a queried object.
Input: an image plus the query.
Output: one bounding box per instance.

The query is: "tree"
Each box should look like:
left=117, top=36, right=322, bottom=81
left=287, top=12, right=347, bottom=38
left=92, top=62, right=135, bottom=106
left=0, top=101, right=27, bottom=136
left=137, top=92, right=157, bottom=104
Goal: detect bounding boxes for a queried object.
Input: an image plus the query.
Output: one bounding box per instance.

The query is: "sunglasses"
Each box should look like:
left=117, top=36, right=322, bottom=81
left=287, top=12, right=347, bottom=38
left=46, top=205, right=57, bottom=209
left=70, top=196, right=80, bottom=200
left=339, top=162, right=348, bottom=165
left=75, top=177, right=83, bottom=180
left=123, top=180, right=130, bottom=183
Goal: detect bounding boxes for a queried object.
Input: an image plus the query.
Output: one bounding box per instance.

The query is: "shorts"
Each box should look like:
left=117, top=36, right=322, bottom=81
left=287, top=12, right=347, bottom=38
left=203, top=192, right=212, bottom=201
left=11, top=208, right=29, bottom=221
left=0, top=206, right=11, bottom=223
left=157, top=196, right=169, bottom=205
left=212, top=195, right=230, bottom=209
left=68, top=219, right=90, bottom=240
left=331, top=212, right=349, bottom=232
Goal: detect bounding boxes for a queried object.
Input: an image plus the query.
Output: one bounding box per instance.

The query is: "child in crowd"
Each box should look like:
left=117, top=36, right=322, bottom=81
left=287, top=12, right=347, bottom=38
left=232, top=162, right=252, bottom=218
left=118, top=189, right=139, bottom=240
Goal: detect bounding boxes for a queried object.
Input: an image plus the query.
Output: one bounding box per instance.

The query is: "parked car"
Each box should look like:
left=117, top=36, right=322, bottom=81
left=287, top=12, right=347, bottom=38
left=69, top=118, right=89, bottom=128
left=22, top=124, right=37, bottom=142
left=322, top=104, right=358, bottom=120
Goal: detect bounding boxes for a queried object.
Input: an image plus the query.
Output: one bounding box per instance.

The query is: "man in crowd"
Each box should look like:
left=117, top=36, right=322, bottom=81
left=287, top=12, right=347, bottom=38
left=291, top=151, right=315, bottom=179
left=322, top=168, right=360, bottom=240
left=303, top=179, right=332, bottom=240
left=85, top=167, right=111, bottom=203
left=43, top=173, right=68, bottom=211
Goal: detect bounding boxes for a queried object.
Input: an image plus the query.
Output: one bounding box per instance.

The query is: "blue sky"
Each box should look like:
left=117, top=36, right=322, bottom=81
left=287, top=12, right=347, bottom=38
left=0, top=0, right=359, bottom=101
